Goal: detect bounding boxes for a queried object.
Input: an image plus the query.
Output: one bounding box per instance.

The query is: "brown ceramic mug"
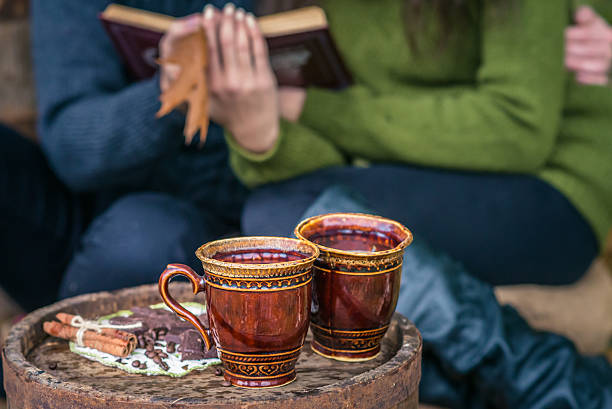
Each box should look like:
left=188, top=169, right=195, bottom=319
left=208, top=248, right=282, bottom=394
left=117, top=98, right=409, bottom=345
left=159, top=237, right=319, bottom=388
left=295, top=213, right=413, bottom=362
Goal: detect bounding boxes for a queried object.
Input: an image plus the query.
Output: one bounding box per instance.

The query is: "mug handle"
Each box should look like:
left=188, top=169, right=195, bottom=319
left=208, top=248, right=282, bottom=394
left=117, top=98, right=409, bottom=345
left=158, top=263, right=212, bottom=350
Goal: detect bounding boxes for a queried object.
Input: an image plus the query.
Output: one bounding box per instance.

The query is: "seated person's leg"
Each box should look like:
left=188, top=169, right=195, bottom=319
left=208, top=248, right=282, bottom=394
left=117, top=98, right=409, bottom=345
left=299, top=186, right=612, bottom=409
left=59, top=192, right=224, bottom=298
left=242, top=164, right=598, bottom=286
left=0, top=123, right=83, bottom=311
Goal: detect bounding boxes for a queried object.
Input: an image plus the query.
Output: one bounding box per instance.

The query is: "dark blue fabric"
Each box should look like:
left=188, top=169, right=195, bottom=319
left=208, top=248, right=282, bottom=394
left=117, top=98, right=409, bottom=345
left=242, top=165, right=598, bottom=286
left=27, top=0, right=254, bottom=300
left=59, top=192, right=227, bottom=298
left=299, top=186, right=612, bottom=409
left=0, top=125, right=84, bottom=311
left=31, top=0, right=250, bottom=221
left=0, top=124, right=82, bottom=399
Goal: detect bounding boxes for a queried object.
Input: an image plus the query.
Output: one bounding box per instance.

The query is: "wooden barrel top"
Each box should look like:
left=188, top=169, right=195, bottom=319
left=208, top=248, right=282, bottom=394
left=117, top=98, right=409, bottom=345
left=3, top=283, right=422, bottom=409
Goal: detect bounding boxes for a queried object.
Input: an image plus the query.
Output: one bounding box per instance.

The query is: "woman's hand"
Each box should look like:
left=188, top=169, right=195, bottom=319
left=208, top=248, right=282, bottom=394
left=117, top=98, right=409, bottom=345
left=159, top=14, right=203, bottom=93
left=203, top=4, right=279, bottom=153
left=565, top=6, right=612, bottom=85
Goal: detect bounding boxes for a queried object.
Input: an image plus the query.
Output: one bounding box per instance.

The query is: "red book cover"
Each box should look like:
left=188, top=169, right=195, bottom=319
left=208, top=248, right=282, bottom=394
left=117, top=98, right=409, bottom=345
left=99, top=6, right=352, bottom=88
left=100, top=17, right=164, bottom=81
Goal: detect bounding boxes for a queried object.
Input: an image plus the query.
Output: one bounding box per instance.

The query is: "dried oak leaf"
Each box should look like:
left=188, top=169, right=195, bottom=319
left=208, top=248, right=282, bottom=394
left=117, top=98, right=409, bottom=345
left=156, top=28, right=209, bottom=146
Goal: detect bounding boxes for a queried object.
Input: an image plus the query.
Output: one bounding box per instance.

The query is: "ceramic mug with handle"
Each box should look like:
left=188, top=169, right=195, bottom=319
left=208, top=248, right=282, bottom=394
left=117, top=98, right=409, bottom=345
left=159, top=236, right=319, bottom=388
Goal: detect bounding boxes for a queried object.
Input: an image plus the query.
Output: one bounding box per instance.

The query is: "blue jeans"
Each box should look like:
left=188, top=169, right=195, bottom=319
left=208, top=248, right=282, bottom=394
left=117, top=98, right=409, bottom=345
left=0, top=125, right=240, bottom=305
left=0, top=126, right=239, bottom=398
left=0, top=125, right=83, bottom=311
left=242, top=165, right=598, bottom=286
left=58, top=192, right=233, bottom=298
left=293, top=185, right=612, bottom=409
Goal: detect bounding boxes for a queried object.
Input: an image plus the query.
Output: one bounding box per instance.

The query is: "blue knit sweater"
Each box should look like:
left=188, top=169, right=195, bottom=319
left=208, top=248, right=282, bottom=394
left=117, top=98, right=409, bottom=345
left=30, top=0, right=251, bottom=219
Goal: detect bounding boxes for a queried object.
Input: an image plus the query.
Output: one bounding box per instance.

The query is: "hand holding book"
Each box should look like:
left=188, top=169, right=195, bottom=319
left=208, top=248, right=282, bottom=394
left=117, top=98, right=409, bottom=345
left=100, top=4, right=352, bottom=152
left=158, top=4, right=309, bottom=153
left=203, top=4, right=280, bottom=153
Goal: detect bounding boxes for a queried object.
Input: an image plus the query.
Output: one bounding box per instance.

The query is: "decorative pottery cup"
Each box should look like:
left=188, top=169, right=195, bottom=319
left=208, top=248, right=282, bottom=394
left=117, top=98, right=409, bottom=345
left=295, top=213, right=413, bottom=362
left=159, top=237, right=319, bottom=388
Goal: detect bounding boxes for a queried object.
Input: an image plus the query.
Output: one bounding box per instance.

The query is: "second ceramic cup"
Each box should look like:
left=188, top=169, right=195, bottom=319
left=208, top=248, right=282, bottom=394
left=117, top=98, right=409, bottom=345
left=295, top=213, right=413, bottom=362
left=159, top=237, right=319, bottom=388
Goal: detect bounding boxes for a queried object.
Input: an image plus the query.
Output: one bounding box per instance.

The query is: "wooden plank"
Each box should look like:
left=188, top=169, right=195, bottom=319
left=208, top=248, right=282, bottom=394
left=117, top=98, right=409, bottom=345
left=0, top=0, right=29, bottom=20
left=3, top=283, right=422, bottom=408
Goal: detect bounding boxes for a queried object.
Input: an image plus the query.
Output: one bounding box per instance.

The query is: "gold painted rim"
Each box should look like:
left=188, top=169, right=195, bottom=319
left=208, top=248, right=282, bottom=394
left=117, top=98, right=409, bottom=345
left=294, top=213, right=413, bottom=259
left=310, top=342, right=380, bottom=362
left=311, top=339, right=380, bottom=354
left=228, top=375, right=296, bottom=389
left=221, top=357, right=297, bottom=366
left=205, top=269, right=311, bottom=281
left=217, top=347, right=302, bottom=357
left=310, top=322, right=389, bottom=335
left=205, top=276, right=312, bottom=292
left=223, top=368, right=294, bottom=380
left=313, top=264, right=401, bottom=276
left=196, top=236, right=319, bottom=276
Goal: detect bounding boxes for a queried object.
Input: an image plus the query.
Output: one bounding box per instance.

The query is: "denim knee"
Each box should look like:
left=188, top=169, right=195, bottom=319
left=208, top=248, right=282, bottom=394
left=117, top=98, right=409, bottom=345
left=59, top=193, right=211, bottom=298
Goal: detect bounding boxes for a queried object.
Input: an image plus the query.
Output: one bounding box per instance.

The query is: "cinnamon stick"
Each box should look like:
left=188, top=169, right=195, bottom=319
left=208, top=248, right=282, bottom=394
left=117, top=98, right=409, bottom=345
left=55, top=313, right=137, bottom=344
left=43, top=321, right=136, bottom=358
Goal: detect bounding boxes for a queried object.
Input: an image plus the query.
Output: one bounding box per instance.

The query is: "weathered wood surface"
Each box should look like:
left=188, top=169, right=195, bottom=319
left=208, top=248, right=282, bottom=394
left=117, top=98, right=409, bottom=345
left=3, top=283, right=422, bottom=409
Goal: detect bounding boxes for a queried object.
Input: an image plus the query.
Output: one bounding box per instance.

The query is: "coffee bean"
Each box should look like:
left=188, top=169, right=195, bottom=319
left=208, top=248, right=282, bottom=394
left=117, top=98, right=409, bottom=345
left=182, top=365, right=189, bottom=370
left=221, top=380, right=232, bottom=387
left=137, top=336, right=145, bottom=349
left=147, top=329, right=157, bottom=340
left=158, top=352, right=168, bottom=359
left=157, top=328, right=168, bottom=336
left=139, top=362, right=147, bottom=370
left=146, top=344, right=154, bottom=352
left=145, top=351, right=156, bottom=359
left=167, top=342, right=176, bottom=353
left=160, top=361, right=169, bottom=371
left=153, top=356, right=162, bottom=364
left=158, top=334, right=166, bottom=341
left=48, top=362, right=57, bottom=370
left=214, top=367, right=223, bottom=376
left=131, top=360, right=141, bottom=368
left=144, top=336, right=155, bottom=345
left=154, top=349, right=162, bottom=354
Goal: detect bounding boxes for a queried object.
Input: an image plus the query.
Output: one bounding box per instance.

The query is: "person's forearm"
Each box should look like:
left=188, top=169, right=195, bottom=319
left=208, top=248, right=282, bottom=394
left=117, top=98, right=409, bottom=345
left=38, top=78, right=185, bottom=191
left=299, top=1, right=567, bottom=173
left=31, top=0, right=187, bottom=191
left=300, top=81, right=562, bottom=173
left=226, top=119, right=347, bottom=187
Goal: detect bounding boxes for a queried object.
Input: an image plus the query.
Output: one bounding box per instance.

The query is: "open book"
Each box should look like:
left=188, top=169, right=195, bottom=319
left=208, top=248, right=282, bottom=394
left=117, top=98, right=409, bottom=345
left=100, top=4, right=353, bottom=89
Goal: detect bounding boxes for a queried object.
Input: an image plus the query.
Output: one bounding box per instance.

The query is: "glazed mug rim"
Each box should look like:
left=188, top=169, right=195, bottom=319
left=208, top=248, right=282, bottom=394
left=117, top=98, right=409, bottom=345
left=196, top=236, right=320, bottom=274
left=294, top=212, right=413, bottom=258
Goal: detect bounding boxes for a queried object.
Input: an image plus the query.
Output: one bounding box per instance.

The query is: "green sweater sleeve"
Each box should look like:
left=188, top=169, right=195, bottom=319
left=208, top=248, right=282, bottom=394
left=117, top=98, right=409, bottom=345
left=226, top=119, right=347, bottom=188
left=299, top=1, right=568, bottom=173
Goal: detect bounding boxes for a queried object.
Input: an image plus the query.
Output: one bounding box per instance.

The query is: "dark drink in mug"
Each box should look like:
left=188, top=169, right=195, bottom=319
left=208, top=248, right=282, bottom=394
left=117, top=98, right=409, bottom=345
left=295, top=213, right=412, bottom=361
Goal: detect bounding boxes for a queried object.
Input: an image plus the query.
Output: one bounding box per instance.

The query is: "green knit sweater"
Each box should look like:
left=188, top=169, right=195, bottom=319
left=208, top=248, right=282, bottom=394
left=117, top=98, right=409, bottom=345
left=227, top=0, right=612, bottom=248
